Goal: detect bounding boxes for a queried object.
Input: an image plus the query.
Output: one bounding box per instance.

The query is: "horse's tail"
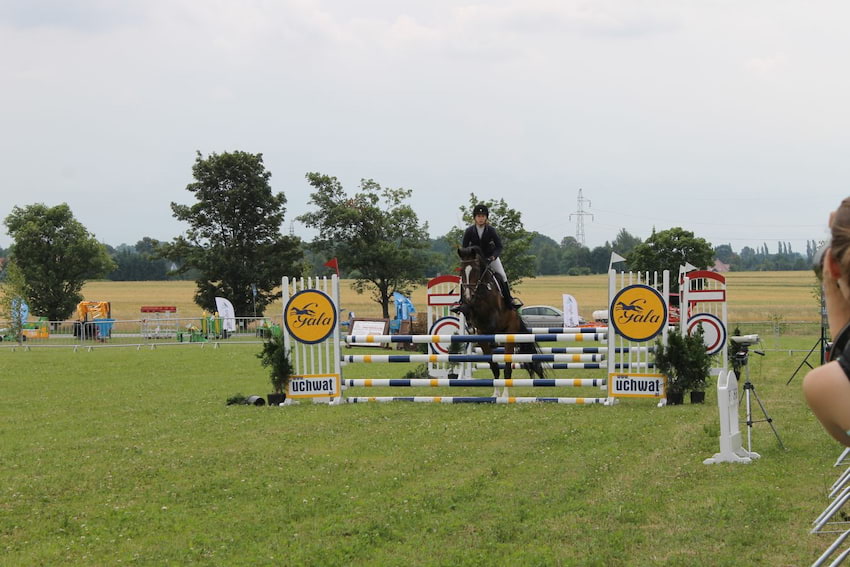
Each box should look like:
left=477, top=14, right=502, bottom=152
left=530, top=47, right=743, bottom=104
left=517, top=318, right=546, bottom=379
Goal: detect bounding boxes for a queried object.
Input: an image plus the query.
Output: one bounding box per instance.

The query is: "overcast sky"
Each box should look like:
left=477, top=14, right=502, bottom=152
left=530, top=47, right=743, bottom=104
left=1, top=1, right=845, bottom=254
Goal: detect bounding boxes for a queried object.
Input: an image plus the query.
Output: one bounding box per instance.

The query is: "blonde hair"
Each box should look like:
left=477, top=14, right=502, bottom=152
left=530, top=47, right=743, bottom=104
left=831, top=198, right=850, bottom=277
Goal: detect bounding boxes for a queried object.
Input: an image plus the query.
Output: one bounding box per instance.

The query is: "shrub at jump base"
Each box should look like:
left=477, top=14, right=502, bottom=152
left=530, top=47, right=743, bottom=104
left=654, top=326, right=712, bottom=405
left=257, top=333, right=293, bottom=405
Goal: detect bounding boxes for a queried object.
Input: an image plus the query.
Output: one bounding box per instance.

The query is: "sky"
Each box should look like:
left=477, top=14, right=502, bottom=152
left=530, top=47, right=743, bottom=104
left=1, top=0, right=846, bottom=254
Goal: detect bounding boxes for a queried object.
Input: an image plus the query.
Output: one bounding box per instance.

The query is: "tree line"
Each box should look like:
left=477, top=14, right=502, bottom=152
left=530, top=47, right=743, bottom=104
left=23, top=229, right=807, bottom=284
left=0, top=150, right=819, bottom=322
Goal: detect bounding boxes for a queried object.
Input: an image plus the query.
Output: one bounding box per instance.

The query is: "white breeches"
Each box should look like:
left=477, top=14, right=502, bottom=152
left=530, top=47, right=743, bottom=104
left=488, top=257, right=507, bottom=283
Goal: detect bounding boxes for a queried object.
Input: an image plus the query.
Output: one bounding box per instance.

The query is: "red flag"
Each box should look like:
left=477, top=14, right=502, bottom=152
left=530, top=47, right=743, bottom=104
left=324, top=258, right=339, bottom=276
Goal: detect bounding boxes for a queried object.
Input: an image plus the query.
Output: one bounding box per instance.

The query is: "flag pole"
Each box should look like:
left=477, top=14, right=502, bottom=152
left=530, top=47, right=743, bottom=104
left=324, top=258, right=340, bottom=277
left=609, top=251, right=626, bottom=272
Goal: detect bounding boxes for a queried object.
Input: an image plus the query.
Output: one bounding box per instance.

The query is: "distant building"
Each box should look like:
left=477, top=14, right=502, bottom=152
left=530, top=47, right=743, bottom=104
left=713, top=259, right=730, bottom=273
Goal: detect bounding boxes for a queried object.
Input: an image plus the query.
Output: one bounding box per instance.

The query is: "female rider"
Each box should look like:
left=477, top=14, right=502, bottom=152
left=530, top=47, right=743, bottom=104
left=451, top=204, right=521, bottom=315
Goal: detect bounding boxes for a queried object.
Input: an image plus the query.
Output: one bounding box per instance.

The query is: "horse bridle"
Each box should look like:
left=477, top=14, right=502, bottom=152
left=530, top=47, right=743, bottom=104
left=459, top=256, right=495, bottom=304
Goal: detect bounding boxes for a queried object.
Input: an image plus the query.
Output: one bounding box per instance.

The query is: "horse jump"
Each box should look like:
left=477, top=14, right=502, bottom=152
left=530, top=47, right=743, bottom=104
left=281, top=269, right=681, bottom=407
left=339, top=328, right=612, bottom=404
left=346, top=396, right=606, bottom=404
left=345, top=331, right=607, bottom=344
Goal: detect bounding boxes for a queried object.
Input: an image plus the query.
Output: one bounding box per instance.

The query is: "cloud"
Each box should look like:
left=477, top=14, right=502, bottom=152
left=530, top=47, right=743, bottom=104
left=0, top=0, right=846, bottom=252
left=0, top=0, right=147, bottom=32
left=744, top=53, right=788, bottom=76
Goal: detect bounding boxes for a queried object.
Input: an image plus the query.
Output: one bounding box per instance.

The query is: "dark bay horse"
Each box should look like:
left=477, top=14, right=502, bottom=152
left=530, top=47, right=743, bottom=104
left=457, top=246, right=545, bottom=396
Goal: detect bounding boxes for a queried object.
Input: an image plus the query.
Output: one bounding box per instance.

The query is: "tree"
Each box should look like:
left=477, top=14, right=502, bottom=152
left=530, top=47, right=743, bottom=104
left=589, top=245, right=613, bottom=273
left=628, top=227, right=713, bottom=287
left=108, top=239, right=173, bottom=281
left=4, top=203, right=115, bottom=321
left=611, top=228, right=642, bottom=256
left=298, top=173, right=430, bottom=318
left=161, top=151, right=304, bottom=317
left=423, top=238, right=455, bottom=278
left=445, top=194, right=535, bottom=286
left=0, top=260, right=28, bottom=344
left=560, top=236, right=591, bottom=275
left=714, top=243, right=735, bottom=264
left=532, top=233, right=562, bottom=276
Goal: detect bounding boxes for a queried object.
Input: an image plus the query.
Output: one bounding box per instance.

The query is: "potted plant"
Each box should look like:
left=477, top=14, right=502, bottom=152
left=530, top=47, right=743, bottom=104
left=687, top=325, right=710, bottom=404
left=257, top=333, right=293, bottom=406
left=654, top=326, right=712, bottom=405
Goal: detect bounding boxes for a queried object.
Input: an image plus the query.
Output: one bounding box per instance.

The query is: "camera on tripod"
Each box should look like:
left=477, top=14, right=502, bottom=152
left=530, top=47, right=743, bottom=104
left=730, top=334, right=760, bottom=347
left=728, top=333, right=785, bottom=451
left=730, top=334, right=764, bottom=366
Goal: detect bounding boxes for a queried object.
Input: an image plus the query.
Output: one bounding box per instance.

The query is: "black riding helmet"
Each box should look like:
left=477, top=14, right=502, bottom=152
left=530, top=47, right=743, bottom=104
left=472, top=204, right=489, bottom=217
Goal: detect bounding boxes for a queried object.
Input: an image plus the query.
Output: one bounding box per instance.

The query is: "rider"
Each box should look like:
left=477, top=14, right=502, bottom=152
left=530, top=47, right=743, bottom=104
left=451, top=203, right=522, bottom=315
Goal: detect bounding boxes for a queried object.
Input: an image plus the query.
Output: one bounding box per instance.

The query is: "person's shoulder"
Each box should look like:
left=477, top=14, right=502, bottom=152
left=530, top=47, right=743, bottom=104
left=805, top=360, right=844, bottom=385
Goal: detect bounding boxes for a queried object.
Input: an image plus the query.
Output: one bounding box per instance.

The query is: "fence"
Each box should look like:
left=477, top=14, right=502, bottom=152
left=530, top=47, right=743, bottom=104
left=0, top=318, right=825, bottom=352
left=0, top=316, right=284, bottom=349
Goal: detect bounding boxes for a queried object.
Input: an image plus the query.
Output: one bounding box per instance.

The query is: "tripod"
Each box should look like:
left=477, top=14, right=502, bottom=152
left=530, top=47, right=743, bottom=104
left=787, top=294, right=829, bottom=385
left=735, top=348, right=785, bottom=453
left=786, top=325, right=829, bottom=385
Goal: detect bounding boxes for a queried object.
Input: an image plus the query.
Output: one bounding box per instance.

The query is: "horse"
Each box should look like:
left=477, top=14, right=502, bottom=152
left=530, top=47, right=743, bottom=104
left=457, top=246, right=545, bottom=397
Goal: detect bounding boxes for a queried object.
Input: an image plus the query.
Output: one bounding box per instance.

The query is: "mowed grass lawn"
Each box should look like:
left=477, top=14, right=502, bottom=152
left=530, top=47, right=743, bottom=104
left=0, top=273, right=840, bottom=565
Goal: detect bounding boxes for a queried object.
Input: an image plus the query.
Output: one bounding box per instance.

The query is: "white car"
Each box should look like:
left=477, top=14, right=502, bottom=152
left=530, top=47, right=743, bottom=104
left=519, top=305, right=587, bottom=329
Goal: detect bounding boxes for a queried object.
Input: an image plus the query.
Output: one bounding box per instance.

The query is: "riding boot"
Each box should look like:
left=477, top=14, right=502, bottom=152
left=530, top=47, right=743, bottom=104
left=500, top=284, right=519, bottom=310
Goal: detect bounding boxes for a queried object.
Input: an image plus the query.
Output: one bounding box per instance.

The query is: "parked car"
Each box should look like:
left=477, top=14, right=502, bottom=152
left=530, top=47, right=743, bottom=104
left=519, top=305, right=587, bottom=329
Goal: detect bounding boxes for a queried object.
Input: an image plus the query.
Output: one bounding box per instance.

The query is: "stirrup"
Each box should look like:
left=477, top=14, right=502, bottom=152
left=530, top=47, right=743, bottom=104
left=510, top=298, right=523, bottom=309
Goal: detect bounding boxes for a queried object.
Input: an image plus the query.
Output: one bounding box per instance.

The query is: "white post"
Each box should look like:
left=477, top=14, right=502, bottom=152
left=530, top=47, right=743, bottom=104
left=704, top=369, right=760, bottom=464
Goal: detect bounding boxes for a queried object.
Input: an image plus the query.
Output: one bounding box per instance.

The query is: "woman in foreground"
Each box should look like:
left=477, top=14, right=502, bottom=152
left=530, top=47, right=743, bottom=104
left=803, top=197, right=850, bottom=446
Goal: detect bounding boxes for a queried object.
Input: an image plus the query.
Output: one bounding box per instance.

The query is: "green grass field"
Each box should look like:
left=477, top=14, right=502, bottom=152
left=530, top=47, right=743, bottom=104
left=1, top=274, right=841, bottom=565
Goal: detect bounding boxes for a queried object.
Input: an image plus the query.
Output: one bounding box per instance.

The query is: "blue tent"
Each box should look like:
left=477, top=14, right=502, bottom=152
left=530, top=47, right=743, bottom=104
left=389, top=292, right=416, bottom=334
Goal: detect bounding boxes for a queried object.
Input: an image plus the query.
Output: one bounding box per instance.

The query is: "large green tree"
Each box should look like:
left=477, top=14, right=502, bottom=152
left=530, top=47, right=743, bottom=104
left=298, top=173, right=429, bottom=318
left=4, top=203, right=115, bottom=320
left=162, top=151, right=304, bottom=317
left=628, top=227, right=714, bottom=287
left=445, top=195, right=535, bottom=286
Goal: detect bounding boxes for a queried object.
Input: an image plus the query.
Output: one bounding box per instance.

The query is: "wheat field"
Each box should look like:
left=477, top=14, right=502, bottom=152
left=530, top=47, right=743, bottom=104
left=83, top=271, right=820, bottom=323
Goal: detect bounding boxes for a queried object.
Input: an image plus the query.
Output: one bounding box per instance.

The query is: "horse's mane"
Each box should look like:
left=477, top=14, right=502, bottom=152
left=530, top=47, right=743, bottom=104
left=458, top=245, right=486, bottom=265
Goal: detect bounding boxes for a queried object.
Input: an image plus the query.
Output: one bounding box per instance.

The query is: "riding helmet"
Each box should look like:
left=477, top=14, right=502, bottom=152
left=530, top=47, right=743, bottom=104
left=472, top=204, right=489, bottom=217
